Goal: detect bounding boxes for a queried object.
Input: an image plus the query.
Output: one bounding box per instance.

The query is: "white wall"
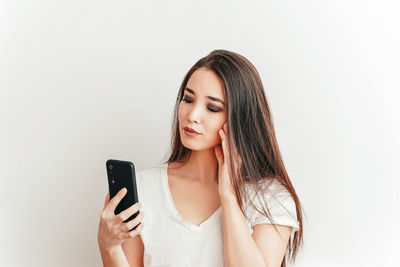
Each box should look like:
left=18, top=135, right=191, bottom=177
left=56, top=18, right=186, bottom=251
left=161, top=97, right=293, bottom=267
left=1, top=0, right=399, bottom=266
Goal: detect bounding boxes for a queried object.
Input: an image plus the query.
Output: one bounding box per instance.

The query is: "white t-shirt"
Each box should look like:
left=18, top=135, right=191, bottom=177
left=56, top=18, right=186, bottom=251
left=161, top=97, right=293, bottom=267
left=135, top=163, right=299, bottom=267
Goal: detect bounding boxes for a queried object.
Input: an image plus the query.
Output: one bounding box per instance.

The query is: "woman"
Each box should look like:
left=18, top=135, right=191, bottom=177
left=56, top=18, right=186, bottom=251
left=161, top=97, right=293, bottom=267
left=98, top=49, right=304, bottom=267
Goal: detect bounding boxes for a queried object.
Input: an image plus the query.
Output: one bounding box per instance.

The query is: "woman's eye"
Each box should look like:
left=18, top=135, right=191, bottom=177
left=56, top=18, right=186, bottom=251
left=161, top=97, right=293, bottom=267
left=182, top=98, right=193, bottom=103
left=207, top=107, right=220, bottom=113
left=181, top=97, right=221, bottom=113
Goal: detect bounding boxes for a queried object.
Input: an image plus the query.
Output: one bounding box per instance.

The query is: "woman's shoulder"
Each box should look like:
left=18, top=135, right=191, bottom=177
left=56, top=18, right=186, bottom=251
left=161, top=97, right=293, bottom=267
left=242, top=178, right=299, bottom=231
left=242, top=178, right=296, bottom=215
left=243, top=178, right=288, bottom=199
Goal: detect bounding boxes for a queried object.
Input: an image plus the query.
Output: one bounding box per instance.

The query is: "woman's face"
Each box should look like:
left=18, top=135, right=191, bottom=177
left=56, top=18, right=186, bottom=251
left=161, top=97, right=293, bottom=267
left=178, top=68, right=227, bottom=151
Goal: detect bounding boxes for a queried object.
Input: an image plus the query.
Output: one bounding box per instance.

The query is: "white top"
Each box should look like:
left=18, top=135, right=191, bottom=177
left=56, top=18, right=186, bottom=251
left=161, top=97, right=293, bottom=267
left=135, top=163, right=299, bottom=267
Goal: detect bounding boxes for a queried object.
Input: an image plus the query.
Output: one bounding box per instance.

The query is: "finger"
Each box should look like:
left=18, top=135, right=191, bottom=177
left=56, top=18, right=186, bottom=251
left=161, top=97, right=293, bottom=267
left=219, top=128, right=226, bottom=146
left=123, top=211, right=145, bottom=231
left=218, top=130, right=227, bottom=160
left=116, top=202, right=142, bottom=223
left=122, top=222, right=145, bottom=239
left=107, top=188, right=127, bottom=213
left=220, top=131, right=229, bottom=164
left=221, top=130, right=235, bottom=179
left=219, top=129, right=230, bottom=165
left=103, top=191, right=110, bottom=209
left=214, top=145, right=223, bottom=165
left=221, top=122, right=241, bottom=174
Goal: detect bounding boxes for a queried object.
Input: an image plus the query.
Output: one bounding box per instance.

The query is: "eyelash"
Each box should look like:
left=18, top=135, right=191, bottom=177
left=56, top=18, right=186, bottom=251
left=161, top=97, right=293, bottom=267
left=181, top=98, right=221, bottom=113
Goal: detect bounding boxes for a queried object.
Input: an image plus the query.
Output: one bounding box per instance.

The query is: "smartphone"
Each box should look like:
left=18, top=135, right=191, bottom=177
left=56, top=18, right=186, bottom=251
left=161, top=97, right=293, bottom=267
left=106, top=159, right=140, bottom=230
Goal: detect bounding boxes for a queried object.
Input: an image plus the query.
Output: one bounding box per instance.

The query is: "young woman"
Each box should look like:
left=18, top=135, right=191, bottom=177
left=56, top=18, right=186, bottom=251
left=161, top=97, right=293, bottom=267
left=98, top=49, right=304, bottom=267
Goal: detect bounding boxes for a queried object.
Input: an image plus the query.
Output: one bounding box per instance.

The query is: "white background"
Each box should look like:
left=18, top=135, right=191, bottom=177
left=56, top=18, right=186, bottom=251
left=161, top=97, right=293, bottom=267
left=1, top=0, right=399, bottom=266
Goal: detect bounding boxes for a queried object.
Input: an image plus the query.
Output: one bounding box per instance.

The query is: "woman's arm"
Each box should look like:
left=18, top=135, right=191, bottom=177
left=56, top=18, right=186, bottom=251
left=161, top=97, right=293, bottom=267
left=215, top=124, right=267, bottom=266
left=215, top=123, right=290, bottom=267
left=99, top=244, right=130, bottom=267
left=98, top=189, right=145, bottom=267
left=220, top=195, right=267, bottom=267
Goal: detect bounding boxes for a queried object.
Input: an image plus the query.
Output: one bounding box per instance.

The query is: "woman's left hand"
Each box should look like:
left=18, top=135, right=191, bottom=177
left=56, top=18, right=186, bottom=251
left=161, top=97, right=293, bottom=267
left=215, top=122, right=240, bottom=204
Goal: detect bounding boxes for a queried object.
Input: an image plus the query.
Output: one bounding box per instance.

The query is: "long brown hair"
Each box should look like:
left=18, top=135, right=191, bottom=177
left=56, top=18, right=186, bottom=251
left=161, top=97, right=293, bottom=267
left=162, top=49, right=304, bottom=267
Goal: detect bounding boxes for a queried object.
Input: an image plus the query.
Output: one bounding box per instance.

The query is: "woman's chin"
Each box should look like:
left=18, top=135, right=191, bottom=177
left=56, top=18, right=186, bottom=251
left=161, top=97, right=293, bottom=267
left=182, top=140, right=217, bottom=151
left=182, top=142, right=202, bottom=151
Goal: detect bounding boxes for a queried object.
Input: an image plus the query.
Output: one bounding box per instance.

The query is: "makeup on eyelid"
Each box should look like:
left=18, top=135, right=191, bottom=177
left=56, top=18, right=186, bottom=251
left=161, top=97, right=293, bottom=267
left=181, top=96, right=223, bottom=113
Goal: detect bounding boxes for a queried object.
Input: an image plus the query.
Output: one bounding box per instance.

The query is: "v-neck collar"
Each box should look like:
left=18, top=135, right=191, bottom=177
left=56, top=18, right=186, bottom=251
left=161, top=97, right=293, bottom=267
left=161, top=163, right=222, bottom=231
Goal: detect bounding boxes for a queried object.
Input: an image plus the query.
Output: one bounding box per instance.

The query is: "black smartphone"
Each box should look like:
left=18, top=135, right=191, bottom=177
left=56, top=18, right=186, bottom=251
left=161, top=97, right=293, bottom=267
left=106, top=159, right=140, bottom=230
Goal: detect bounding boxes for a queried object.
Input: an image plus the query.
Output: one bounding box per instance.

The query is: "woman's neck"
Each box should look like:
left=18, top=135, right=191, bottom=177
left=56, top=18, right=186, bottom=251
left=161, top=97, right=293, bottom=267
left=170, top=148, right=219, bottom=184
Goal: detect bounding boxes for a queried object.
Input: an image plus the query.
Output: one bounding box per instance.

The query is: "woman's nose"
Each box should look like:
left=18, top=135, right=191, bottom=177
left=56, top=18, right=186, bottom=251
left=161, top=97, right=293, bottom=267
left=187, top=104, right=203, bottom=123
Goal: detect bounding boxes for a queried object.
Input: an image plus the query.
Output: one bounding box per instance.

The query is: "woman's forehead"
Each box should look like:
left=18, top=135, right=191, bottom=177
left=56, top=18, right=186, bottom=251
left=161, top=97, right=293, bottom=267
left=186, top=68, right=225, bottom=100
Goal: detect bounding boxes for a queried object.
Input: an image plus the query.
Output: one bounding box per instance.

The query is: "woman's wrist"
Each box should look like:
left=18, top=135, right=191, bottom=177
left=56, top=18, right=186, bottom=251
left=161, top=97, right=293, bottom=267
left=98, top=235, right=120, bottom=254
left=98, top=243, right=129, bottom=267
left=219, top=192, right=239, bottom=207
left=99, top=242, right=122, bottom=256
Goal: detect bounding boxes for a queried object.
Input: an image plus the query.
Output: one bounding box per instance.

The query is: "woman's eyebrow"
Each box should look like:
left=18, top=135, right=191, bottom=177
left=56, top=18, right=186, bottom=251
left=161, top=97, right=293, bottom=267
left=184, top=87, right=225, bottom=105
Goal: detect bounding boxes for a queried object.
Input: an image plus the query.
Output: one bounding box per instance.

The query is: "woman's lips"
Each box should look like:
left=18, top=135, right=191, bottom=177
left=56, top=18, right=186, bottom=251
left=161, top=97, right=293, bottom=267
left=184, top=127, right=200, bottom=134
left=183, top=128, right=201, bottom=137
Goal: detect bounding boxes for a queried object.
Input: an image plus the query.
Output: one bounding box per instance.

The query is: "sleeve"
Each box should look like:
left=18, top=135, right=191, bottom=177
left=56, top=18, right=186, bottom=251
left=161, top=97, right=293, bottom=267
left=245, top=181, right=300, bottom=235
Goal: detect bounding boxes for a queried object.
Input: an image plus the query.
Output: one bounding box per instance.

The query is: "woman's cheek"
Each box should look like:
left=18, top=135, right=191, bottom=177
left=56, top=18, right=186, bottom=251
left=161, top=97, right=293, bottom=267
left=212, top=126, right=223, bottom=143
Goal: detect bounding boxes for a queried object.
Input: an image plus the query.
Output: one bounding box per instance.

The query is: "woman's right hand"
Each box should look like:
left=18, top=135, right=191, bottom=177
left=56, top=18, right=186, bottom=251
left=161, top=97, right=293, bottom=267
left=97, top=188, right=145, bottom=251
